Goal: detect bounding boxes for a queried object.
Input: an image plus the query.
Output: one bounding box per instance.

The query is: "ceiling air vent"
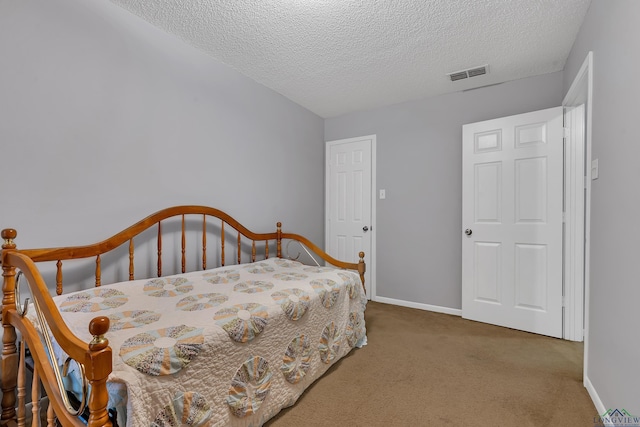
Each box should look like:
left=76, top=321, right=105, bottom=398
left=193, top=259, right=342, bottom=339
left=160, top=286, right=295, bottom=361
left=449, top=71, right=469, bottom=81
left=447, top=64, right=489, bottom=82
left=467, top=66, right=487, bottom=77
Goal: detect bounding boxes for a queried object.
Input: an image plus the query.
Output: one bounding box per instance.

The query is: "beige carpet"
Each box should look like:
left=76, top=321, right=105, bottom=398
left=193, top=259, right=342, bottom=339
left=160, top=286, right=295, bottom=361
left=266, top=301, right=596, bottom=426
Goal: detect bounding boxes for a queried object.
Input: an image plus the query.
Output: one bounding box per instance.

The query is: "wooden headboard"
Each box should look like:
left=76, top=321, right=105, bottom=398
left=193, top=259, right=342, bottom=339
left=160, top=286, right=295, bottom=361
left=3, top=205, right=365, bottom=295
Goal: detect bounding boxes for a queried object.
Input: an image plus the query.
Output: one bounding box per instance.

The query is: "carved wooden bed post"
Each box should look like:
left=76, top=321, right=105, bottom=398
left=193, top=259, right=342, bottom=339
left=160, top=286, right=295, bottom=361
left=1, top=228, right=18, bottom=424
left=87, top=317, right=113, bottom=427
left=357, top=251, right=366, bottom=293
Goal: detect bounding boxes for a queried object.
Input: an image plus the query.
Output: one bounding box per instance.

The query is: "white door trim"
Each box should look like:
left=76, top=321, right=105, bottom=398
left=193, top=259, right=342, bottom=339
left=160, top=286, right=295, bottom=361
left=325, top=135, right=377, bottom=299
left=562, top=52, right=593, bottom=348
left=562, top=103, right=586, bottom=341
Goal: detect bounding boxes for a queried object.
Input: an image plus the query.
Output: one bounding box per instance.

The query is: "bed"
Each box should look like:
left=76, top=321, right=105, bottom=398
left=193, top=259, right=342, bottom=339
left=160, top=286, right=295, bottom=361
left=0, top=206, right=367, bottom=426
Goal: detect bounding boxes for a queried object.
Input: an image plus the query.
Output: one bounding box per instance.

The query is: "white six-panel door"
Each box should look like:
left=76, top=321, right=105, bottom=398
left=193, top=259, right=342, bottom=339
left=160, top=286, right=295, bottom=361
left=326, top=136, right=374, bottom=297
left=462, top=107, right=563, bottom=338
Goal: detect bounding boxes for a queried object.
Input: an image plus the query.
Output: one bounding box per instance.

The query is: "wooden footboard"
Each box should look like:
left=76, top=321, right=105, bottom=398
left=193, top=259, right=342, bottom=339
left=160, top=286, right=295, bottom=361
left=0, top=206, right=365, bottom=426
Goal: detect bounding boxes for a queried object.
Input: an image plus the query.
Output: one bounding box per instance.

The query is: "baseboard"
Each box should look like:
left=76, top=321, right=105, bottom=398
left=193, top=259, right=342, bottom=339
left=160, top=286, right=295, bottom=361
left=373, top=296, right=462, bottom=316
left=585, top=375, right=614, bottom=426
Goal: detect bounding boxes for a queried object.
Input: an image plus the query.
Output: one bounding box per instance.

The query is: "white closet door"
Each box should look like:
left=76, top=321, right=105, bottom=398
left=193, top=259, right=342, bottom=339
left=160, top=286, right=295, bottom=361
left=462, top=107, right=563, bottom=338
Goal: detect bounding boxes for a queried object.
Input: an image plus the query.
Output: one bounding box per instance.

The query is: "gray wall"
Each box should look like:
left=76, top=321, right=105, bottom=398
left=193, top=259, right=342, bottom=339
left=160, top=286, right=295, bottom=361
left=0, top=0, right=324, bottom=254
left=325, top=72, right=564, bottom=309
left=563, top=0, right=640, bottom=415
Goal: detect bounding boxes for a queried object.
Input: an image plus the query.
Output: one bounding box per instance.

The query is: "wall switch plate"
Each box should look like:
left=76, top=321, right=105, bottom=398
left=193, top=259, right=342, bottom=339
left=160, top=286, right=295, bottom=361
left=379, top=189, right=386, bottom=199
left=591, top=158, right=599, bottom=180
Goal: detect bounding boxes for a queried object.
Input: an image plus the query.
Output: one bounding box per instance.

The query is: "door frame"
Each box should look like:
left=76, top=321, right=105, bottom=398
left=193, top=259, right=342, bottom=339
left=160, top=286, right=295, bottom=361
left=562, top=51, right=593, bottom=350
left=563, top=103, right=586, bottom=341
left=325, top=135, right=377, bottom=299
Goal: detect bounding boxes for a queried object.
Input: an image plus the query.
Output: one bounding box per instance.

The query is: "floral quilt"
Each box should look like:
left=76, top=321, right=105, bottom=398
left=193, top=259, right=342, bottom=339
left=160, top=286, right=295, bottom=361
left=48, top=258, right=367, bottom=426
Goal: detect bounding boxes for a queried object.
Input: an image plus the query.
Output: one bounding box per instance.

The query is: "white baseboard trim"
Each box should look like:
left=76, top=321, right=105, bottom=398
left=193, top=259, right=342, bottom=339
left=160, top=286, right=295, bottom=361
left=373, top=296, right=462, bottom=316
left=585, top=375, right=612, bottom=426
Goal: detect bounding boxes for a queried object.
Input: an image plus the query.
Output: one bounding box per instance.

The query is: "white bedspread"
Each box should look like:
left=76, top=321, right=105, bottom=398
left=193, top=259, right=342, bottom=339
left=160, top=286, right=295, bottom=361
left=48, top=258, right=367, bottom=426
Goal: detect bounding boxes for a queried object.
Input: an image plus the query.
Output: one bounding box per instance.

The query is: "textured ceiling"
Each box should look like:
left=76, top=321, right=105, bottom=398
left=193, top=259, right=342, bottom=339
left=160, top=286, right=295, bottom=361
left=107, top=0, right=592, bottom=118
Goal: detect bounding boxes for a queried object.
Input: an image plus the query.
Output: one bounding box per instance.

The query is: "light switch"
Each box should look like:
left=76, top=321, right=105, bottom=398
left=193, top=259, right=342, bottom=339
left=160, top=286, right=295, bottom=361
left=379, top=189, right=386, bottom=199
left=591, top=158, right=599, bottom=180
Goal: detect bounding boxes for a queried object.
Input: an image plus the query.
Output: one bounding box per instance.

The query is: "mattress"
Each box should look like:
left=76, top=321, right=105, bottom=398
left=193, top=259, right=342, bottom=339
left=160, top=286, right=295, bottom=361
left=40, top=257, right=367, bottom=426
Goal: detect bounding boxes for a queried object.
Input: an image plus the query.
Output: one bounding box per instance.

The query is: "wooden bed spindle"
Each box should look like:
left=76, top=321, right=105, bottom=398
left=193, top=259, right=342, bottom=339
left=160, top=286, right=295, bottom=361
left=202, top=215, right=207, bottom=270
left=251, top=241, right=256, bottom=263
left=46, top=403, right=55, bottom=427
left=31, top=368, right=41, bottom=427
left=129, top=239, right=134, bottom=281
left=56, top=260, right=63, bottom=295
left=265, top=240, right=269, bottom=259
left=16, top=341, right=26, bottom=426
left=181, top=215, right=186, bottom=274
left=95, top=255, right=101, bottom=287
left=221, top=221, right=226, bottom=266
left=157, top=222, right=162, bottom=277
left=237, top=231, right=241, bottom=264
left=276, top=222, right=282, bottom=258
